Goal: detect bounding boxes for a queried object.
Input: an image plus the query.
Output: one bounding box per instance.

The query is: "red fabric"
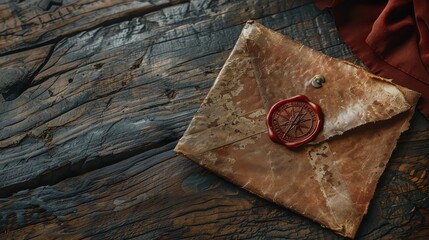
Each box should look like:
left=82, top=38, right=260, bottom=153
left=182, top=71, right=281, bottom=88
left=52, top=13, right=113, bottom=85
left=315, top=0, right=429, bottom=119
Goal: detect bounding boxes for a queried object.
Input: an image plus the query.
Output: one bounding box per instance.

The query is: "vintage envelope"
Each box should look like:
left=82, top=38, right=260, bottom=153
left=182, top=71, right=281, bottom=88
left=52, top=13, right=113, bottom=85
left=175, top=21, right=420, bottom=238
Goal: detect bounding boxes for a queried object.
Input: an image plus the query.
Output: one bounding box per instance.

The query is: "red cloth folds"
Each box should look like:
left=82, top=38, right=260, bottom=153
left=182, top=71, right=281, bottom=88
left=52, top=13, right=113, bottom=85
left=315, top=0, right=429, bottom=118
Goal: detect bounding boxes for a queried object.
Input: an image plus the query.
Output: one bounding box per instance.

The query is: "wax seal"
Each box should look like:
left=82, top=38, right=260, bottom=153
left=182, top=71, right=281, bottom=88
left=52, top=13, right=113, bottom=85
left=266, top=95, right=323, bottom=148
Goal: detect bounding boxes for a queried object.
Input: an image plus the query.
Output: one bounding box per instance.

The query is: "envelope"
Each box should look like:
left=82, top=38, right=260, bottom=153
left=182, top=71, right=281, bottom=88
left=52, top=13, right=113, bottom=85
left=174, top=21, right=420, bottom=238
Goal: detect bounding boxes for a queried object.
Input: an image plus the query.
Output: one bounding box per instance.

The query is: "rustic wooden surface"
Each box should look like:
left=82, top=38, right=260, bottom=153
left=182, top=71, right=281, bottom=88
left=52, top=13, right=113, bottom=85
left=0, top=0, right=428, bottom=239
left=0, top=0, right=186, bottom=55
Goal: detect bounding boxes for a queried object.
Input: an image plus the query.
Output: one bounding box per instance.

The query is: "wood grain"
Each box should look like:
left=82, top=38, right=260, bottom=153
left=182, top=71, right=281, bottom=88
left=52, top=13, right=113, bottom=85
left=0, top=0, right=185, bottom=55
left=0, top=44, right=52, bottom=101
left=0, top=0, right=428, bottom=239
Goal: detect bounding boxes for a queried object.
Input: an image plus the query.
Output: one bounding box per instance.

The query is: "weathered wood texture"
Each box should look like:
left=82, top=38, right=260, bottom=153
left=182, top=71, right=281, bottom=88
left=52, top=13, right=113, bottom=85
left=1, top=0, right=348, bottom=198
left=0, top=44, right=52, bottom=101
left=0, top=0, right=185, bottom=55
left=0, top=0, right=428, bottom=239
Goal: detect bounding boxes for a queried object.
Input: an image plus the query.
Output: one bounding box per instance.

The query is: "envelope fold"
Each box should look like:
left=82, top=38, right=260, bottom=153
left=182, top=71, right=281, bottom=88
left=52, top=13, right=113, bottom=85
left=176, top=27, right=267, bottom=154
left=243, top=22, right=412, bottom=143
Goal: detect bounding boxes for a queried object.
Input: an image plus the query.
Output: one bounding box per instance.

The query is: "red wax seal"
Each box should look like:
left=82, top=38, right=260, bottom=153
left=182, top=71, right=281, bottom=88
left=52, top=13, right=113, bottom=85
left=266, top=95, right=323, bottom=148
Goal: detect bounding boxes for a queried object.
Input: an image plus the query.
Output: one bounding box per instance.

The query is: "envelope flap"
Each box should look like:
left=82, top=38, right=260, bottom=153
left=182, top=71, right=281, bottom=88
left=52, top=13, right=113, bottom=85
left=243, top=22, right=412, bottom=143
left=175, top=30, right=267, bottom=154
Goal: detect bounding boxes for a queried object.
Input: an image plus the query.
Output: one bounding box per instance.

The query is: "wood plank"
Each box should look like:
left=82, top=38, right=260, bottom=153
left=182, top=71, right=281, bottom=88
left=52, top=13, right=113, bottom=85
left=0, top=0, right=185, bottom=55
left=0, top=0, right=428, bottom=239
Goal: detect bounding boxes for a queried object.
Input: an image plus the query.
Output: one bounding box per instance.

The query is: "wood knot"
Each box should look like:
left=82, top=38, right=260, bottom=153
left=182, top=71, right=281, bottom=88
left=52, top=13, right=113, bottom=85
left=165, top=89, right=176, bottom=99
left=0, top=66, right=30, bottom=101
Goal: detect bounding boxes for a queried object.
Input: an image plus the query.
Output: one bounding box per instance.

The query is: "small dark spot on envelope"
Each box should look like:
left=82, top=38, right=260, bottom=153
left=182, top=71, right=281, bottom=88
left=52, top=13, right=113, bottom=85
left=323, top=164, right=328, bottom=171
left=316, top=152, right=328, bottom=158
left=205, top=97, right=214, bottom=105
left=323, top=170, right=333, bottom=184
left=207, top=119, right=219, bottom=128
left=350, top=86, right=364, bottom=96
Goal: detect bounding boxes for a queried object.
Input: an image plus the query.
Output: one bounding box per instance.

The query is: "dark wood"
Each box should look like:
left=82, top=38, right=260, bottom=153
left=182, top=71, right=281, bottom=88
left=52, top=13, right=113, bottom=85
left=0, top=0, right=185, bottom=55
left=0, top=0, right=428, bottom=239
left=0, top=44, right=52, bottom=101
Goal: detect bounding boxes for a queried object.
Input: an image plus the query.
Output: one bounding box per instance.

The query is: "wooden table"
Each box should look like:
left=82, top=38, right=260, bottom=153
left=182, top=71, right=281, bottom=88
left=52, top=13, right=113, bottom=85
left=1, top=0, right=428, bottom=239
